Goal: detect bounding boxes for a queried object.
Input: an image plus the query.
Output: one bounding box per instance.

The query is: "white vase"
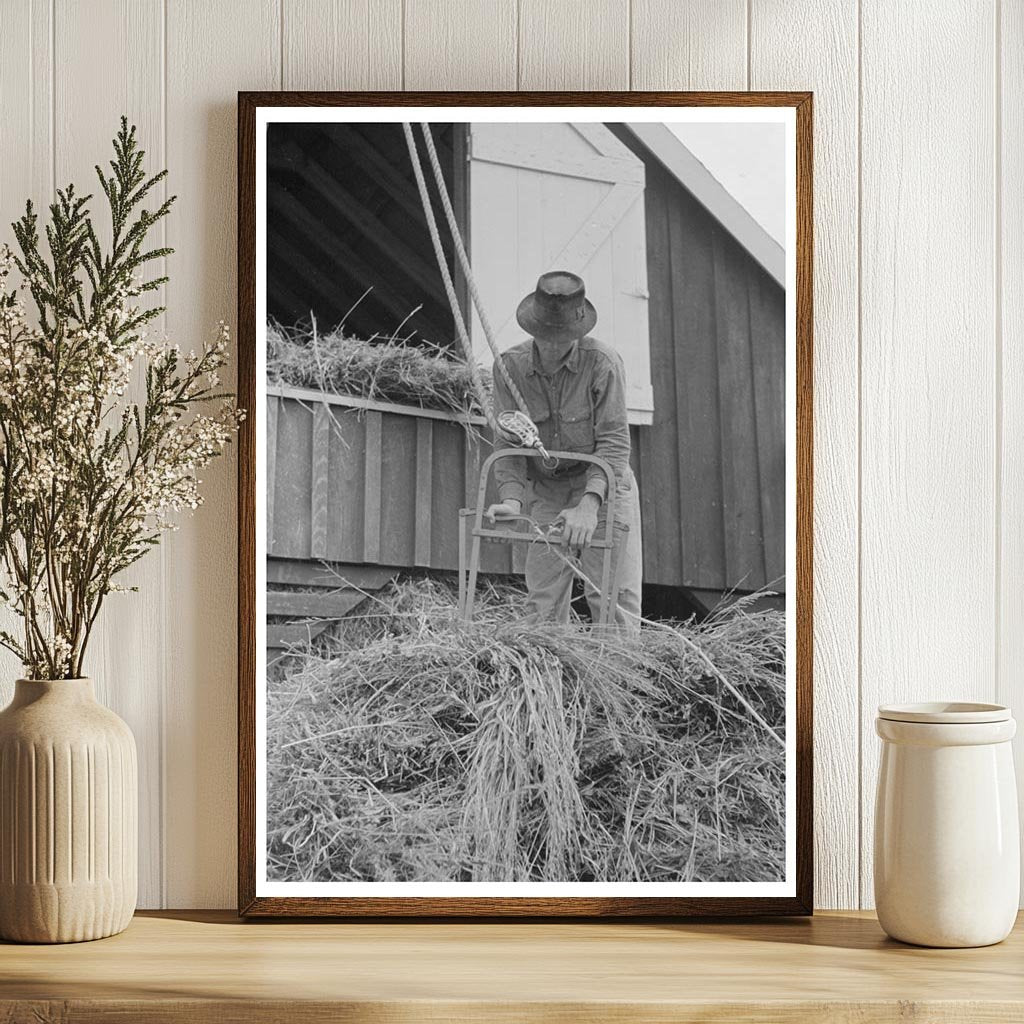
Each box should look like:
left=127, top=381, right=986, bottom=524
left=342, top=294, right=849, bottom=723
left=0, top=678, right=137, bottom=942
left=874, top=701, right=1019, bottom=947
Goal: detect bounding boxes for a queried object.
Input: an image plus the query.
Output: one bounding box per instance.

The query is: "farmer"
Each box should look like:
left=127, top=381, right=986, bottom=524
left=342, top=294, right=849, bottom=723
left=485, top=271, right=642, bottom=633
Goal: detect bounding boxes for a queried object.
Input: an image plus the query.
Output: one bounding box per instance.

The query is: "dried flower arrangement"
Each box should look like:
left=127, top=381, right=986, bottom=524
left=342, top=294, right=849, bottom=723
left=0, top=119, right=240, bottom=679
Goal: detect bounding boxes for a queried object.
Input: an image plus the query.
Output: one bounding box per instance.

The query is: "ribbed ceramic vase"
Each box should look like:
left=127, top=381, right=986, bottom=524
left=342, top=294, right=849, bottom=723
left=874, top=701, right=1019, bottom=948
left=0, top=678, right=137, bottom=942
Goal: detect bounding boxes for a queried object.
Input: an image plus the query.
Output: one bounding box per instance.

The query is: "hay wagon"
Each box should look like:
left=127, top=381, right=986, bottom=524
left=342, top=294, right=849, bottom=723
left=266, top=386, right=526, bottom=648
left=267, top=120, right=786, bottom=645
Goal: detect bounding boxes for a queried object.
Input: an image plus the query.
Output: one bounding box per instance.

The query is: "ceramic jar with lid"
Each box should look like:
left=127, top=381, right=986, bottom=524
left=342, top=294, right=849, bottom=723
left=874, top=701, right=1018, bottom=948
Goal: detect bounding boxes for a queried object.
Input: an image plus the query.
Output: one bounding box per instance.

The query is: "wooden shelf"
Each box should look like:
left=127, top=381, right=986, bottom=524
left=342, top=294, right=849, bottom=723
left=2, top=910, right=1022, bottom=1022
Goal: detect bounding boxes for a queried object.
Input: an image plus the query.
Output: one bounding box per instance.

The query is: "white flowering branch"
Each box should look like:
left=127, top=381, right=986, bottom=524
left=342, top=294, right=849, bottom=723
left=0, top=118, right=241, bottom=680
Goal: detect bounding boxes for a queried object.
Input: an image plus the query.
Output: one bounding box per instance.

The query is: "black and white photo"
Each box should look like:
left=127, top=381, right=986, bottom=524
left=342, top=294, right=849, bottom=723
left=239, top=96, right=812, bottom=917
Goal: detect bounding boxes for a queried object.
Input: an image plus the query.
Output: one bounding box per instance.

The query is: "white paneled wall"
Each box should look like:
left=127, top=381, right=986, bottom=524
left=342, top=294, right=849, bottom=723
left=0, top=0, right=1016, bottom=910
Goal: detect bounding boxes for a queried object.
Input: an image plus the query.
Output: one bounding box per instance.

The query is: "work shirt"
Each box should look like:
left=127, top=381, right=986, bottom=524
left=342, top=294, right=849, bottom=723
left=492, top=335, right=632, bottom=505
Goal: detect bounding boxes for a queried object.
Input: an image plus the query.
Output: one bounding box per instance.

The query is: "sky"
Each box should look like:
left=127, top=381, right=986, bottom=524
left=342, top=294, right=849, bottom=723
left=665, top=122, right=786, bottom=247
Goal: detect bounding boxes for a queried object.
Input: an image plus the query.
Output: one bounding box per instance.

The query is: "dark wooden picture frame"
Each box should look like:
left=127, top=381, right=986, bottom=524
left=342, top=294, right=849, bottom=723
left=238, top=90, right=813, bottom=918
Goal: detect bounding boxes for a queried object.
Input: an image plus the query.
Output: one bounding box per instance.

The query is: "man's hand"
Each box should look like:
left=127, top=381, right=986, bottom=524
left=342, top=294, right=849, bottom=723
left=485, top=498, right=522, bottom=522
left=557, top=494, right=600, bottom=549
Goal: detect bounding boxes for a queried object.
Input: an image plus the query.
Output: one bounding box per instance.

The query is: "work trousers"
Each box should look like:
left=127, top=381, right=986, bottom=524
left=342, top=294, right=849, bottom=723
left=524, top=467, right=642, bottom=633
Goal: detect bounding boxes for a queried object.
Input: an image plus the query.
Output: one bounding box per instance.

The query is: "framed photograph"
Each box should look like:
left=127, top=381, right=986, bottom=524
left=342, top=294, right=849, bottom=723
left=238, top=91, right=813, bottom=917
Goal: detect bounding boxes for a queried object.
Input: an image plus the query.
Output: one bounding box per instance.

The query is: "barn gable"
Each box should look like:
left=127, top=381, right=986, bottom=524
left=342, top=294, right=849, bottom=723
left=625, top=122, right=786, bottom=287
left=610, top=124, right=787, bottom=595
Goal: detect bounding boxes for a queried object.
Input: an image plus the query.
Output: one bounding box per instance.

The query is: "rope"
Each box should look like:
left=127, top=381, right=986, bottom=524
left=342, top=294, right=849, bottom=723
left=418, top=122, right=532, bottom=417
left=404, top=122, right=559, bottom=470
left=401, top=122, right=498, bottom=431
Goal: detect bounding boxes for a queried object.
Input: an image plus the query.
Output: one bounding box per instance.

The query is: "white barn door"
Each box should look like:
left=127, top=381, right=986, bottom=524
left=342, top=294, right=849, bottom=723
left=468, top=123, right=654, bottom=422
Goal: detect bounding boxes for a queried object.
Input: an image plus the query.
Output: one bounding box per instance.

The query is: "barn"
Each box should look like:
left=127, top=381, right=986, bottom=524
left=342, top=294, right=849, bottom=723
left=266, top=120, right=786, bottom=645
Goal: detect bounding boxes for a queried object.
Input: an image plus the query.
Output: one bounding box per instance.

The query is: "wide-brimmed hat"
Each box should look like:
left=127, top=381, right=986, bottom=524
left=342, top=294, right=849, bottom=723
left=516, top=271, right=597, bottom=343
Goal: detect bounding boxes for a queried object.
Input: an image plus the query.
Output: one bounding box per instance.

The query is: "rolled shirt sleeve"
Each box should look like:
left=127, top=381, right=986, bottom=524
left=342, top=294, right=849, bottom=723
left=491, top=357, right=528, bottom=504
left=584, top=351, right=631, bottom=503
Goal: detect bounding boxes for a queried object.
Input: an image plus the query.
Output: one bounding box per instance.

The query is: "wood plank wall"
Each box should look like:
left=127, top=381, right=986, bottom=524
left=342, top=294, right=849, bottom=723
left=613, top=131, right=786, bottom=593
left=267, top=377, right=783, bottom=591
left=268, top=393, right=512, bottom=574
left=0, top=0, right=1014, bottom=912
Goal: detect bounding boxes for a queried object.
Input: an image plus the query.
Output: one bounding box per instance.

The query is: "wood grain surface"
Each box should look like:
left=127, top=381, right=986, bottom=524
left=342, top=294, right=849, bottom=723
left=631, top=0, right=747, bottom=91
left=283, top=0, right=402, bottom=91
left=405, top=0, right=517, bottom=91
left=2, top=910, right=1023, bottom=1023
left=1001, top=0, right=1024, bottom=868
left=519, top=0, right=630, bottom=90
left=48, top=0, right=167, bottom=911
left=857, top=0, right=998, bottom=909
left=749, top=0, right=861, bottom=915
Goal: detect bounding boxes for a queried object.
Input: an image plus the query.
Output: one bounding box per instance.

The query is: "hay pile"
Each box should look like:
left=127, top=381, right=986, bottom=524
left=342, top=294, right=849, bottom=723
left=267, top=321, right=483, bottom=416
left=268, top=578, right=786, bottom=884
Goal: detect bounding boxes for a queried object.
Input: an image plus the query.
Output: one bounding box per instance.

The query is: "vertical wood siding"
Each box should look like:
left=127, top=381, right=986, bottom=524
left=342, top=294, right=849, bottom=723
left=1002, top=0, right=1024, bottom=882
left=268, top=392, right=513, bottom=575
left=55, top=0, right=167, bottom=912
left=619, top=136, right=786, bottom=592
left=0, top=0, right=1016, bottom=911
left=749, top=0, right=861, bottom=911
left=163, top=0, right=282, bottom=912
left=857, top=0, right=998, bottom=910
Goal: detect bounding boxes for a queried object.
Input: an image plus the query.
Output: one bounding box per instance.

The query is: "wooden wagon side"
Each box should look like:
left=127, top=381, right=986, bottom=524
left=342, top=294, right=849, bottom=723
left=266, top=386, right=519, bottom=648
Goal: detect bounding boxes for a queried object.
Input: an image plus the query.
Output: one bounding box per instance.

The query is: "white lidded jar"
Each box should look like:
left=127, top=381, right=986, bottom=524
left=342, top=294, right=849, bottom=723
left=874, top=702, right=1019, bottom=947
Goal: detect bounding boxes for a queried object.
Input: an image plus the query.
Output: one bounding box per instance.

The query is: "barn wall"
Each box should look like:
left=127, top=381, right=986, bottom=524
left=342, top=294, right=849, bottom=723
left=616, top=130, right=786, bottom=593
left=268, top=389, right=517, bottom=576
left=0, top=0, right=1013, bottom=914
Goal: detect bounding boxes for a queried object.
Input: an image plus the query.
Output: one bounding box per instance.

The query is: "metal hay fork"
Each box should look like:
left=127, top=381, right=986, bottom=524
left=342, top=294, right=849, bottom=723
left=458, top=449, right=625, bottom=625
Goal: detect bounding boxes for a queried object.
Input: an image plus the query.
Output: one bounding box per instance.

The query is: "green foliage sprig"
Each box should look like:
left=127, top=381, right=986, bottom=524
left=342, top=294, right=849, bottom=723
left=0, top=118, right=240, bottom=679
